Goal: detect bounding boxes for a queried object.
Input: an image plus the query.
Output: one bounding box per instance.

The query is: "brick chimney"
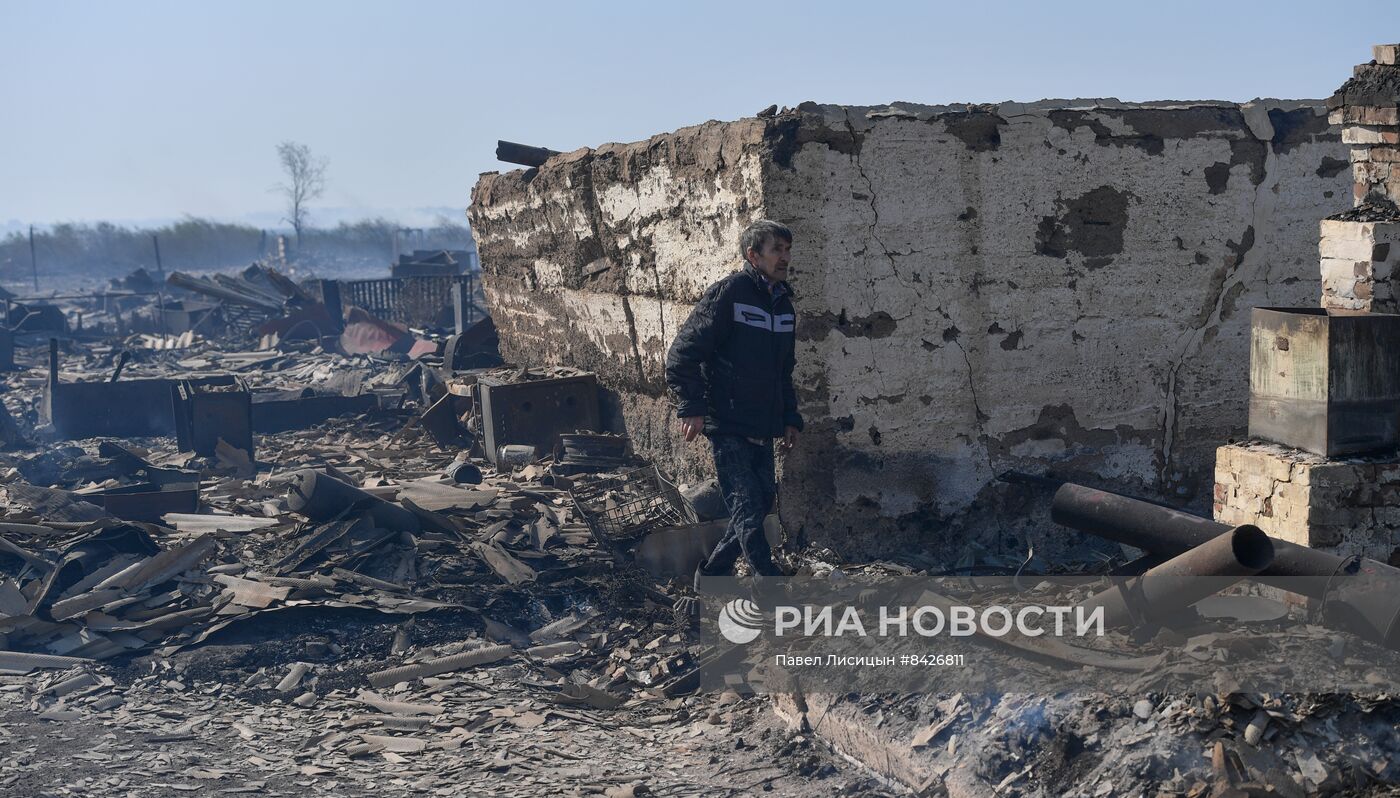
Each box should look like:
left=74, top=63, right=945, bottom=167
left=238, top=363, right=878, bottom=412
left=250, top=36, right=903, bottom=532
left=1320, top=44, right=1400, bottom=313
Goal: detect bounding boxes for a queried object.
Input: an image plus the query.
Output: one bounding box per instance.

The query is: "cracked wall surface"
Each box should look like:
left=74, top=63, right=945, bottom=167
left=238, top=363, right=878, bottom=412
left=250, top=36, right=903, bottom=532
left=468, top=119, right=775, bottom=480
left=470, top=100, right=1349, bottom=561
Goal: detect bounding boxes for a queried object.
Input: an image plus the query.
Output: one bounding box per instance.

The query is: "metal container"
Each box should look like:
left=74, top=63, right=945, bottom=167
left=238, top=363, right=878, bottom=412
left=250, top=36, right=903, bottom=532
left=173, top=379, right=253, bottom=458
left=1248, top=307, right=1400, bottom=456
left=250, top=392, right=377, bottom=433
left=444, top=460, right=483, bottom=484
left=99, top=482, right=200, bottom=523
left=476, top=373, right=601, bottom=464
left=44, top=342, right=238, bottom=440
left=496, top=444, right=536, bottom=469
left=283, top=469, right=421, bottom=532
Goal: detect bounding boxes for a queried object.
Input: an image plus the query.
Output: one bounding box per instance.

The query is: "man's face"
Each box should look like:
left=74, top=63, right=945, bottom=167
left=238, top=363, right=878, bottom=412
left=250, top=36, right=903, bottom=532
left=746, top=236, right=792, bottom=282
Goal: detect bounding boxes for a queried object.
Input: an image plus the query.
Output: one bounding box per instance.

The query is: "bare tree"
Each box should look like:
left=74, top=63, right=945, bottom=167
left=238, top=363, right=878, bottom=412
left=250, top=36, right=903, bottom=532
left=273, top=141, right=328, bottom=245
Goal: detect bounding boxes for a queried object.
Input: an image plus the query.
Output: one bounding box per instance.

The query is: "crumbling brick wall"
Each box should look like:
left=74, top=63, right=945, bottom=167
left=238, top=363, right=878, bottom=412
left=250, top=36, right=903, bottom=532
left=470, top=100, right=1349, bottom=561
left=470, top=120, right=775, bottom=481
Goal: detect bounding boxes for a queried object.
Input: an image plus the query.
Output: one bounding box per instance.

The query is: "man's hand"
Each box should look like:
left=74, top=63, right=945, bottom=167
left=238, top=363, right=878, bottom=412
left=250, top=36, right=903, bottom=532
left=680, top=416, right=705, bottom=442
left=782, top=426, right=800, bottom=451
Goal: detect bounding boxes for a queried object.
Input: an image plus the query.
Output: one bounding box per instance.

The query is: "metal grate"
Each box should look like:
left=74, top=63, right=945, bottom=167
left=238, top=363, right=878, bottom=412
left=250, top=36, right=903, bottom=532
left=569, top=465, right=695, bottom=541
left=222, top=303, right=277, bottom=338
left=340, top=274, right=477, bottom=327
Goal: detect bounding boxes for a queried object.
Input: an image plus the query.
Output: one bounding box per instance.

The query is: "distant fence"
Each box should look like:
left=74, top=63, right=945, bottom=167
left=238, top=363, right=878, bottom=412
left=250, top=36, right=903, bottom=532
left=339, top=273, right=482, bottom=327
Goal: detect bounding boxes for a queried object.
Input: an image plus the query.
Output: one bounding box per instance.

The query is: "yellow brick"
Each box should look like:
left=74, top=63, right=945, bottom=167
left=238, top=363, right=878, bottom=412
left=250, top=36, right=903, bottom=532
left=1320, top=229, right=1381, bottom=260
left=1270, top=518, right=1310, bottom=547
left=1215, top=505, right=1245, bottom=525
left=1235, top=449, right=1293, bottom=482
left=1236, top=473, right=1278, bottom=498
left=1344, top=125, right=1400, bottom=145
left=1320, top=219, right=1374, bottom=240
left=1214, top=445, right=1242, bottom=473
left=1252, top=513, right=1278, bottom=536
left=1320, top=256, right=1372, bottom=280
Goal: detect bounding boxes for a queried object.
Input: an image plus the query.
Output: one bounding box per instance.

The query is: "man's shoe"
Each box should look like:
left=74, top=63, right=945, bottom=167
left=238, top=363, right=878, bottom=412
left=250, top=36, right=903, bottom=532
left=748, top=573, right=792, bottom=609
left=694, top=561, right=730, bottom=592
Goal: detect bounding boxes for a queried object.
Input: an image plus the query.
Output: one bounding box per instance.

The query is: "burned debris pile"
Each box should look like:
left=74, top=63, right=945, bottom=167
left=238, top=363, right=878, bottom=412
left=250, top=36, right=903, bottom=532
left=4, top=259, right=491, bottom=361
left=0, top=337, right=710, bottom=693
left=15, top=279, right=932, bottom=795
left=6, top=262, right=1400, bottom=796
left=0, top=265, right=870, bottom=794
left=7, top=329, right=1400, bottom=795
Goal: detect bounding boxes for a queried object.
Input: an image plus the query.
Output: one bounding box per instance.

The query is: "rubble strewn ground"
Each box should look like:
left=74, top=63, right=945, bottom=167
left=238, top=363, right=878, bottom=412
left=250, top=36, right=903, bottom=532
left=5, top=330, right=1400, bottom=796
left=0, top=657, right=882, bottom=797
left=0, top=326, right=892, bottom=797
left=777, top=688, right=1400, bottom=797
left=7, top=238, right=1400, bottom=797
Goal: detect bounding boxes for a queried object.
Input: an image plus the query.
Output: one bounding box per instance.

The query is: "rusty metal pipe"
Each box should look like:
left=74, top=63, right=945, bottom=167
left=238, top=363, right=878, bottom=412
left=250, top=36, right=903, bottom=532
left=1078, top=524, right=1274, bottom=629
left=1052, top=482, right=1400, bottom=648
left=1051, top=483, right=1231, bottom=557
left=1052, top=483, right=1382, bottom=591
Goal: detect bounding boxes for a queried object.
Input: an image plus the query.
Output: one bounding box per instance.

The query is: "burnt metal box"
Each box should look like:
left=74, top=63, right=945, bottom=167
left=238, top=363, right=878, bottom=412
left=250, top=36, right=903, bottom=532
left=173, top=379, right=253, bottom=457
left=477, top=373, right=601, bottom=464
left=250, top=391, right=378, bottom=433
left=99, top=482, right=200, bottom=523
left=1249, top=307, right=1400, bottom=457
left=46, top=375, right=236, bottom=440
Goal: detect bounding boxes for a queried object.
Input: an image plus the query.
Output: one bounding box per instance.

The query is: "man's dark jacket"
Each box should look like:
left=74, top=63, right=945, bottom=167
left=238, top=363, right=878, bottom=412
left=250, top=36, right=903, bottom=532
left=665, top=263, right=803, bottom=439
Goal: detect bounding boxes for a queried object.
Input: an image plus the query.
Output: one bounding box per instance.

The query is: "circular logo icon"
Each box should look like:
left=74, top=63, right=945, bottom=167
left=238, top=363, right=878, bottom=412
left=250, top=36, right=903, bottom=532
left=717, top=598, right=764, bottom=644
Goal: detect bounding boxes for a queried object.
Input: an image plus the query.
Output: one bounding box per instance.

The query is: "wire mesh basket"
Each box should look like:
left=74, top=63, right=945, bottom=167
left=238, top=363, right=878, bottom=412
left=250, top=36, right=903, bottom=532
left=569, top=465, right=696, bottom=541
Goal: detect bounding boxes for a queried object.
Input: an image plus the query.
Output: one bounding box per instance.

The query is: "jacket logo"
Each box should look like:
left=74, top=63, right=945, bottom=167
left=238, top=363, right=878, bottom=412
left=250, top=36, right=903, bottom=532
left=734, top=303, right=794, bottom=333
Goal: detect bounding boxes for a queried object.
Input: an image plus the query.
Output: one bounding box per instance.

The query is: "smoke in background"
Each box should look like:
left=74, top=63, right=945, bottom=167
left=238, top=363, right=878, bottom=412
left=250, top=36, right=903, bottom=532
left=0, top=216, right=476, bottom=290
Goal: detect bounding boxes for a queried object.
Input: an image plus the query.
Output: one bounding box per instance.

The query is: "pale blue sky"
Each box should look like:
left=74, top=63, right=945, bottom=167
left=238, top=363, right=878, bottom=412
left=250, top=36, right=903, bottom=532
left=2, top=0, right=1394, bottom=229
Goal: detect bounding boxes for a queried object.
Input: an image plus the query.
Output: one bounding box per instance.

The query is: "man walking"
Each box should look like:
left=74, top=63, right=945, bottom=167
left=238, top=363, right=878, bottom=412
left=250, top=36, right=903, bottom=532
left=665, top=219, right=802, bottom=582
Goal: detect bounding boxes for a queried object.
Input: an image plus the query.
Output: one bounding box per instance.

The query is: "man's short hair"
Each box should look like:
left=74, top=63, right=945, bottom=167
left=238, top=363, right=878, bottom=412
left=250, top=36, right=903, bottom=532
left=740, top=219, right=793, bottom=260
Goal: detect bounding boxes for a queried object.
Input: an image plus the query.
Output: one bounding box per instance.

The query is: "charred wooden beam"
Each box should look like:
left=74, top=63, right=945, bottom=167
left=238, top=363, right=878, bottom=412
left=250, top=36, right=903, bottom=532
left=496, top=140, right=559, bottom=168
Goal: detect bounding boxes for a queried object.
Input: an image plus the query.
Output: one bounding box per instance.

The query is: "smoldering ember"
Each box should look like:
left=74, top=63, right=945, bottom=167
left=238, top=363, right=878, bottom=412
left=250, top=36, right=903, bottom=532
left=6, top=37, right=1400, bottom=798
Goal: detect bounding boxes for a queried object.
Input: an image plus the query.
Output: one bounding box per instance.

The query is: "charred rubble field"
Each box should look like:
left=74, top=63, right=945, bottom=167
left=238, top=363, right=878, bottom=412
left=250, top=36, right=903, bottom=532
left=1, top=276, right=1400, bottom=796
left=0, top=302, right=888, bottom=798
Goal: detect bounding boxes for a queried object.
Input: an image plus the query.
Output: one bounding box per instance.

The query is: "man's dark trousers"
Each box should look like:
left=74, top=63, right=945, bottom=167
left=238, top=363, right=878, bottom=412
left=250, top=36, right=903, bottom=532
left=700, top=434, right=778, bottom=577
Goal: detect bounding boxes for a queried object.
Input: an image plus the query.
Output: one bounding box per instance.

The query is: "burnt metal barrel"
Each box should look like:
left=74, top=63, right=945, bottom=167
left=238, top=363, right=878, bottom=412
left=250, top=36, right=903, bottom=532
left=285, top=469, right=421, bottom=532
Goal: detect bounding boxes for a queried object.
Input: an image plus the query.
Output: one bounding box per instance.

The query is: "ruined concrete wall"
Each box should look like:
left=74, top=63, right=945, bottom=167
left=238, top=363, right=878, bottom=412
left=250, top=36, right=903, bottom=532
left=471, top=100, right=1351, bottom=562
left=773, top=100, right=1347, bottom=559
left=468, top=119, right=776, bottom=480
